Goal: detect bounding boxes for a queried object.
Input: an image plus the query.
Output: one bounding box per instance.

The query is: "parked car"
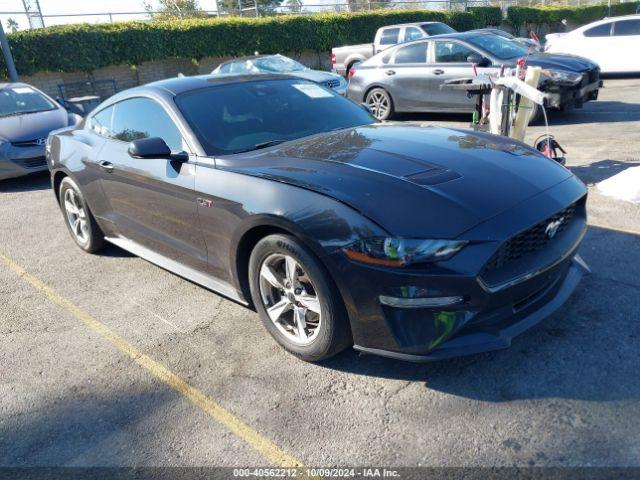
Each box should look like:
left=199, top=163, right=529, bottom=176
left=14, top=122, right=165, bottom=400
left=545, top=14, right=640, bottom=73
left=470, top=28, right=542, bottom=51
left=331, top=22, right=456, bottom=76
left=48, top=74, right=588, bottom=362
left=0, top=82, right=77, bottom=181
left=213, top=54, right=347, bottom=95
left=348, top=32, right=601, bottom=120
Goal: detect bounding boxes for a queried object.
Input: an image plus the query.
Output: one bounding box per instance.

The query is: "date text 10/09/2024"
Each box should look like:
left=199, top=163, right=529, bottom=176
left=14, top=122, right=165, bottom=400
left=232, top=468, right=401, bottom=478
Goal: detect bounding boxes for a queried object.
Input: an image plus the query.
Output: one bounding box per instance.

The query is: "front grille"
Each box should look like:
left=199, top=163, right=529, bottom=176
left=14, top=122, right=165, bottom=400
left=484, top=202, right=577, bottom=272
left=16, top=156, right=47, bottom=169
left=12, top=138, right=46, bottom=147
left=324, top=79, right=340, bottom=89
left=588, top=67, right=599, bottom=84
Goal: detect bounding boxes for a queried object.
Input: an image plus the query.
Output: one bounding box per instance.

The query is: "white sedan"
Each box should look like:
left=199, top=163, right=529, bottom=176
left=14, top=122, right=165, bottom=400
left=545, top=14, right=640, bottom=73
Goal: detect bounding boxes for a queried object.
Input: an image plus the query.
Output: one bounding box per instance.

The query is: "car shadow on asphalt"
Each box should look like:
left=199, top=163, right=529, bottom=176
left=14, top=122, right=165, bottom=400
left=569, top=159, right=640, bottom=185
left=320, top=227, right=640, bottom=403
left=0, top=388, right=176, bottom=466
left=0, top=172, right=51, bottom=193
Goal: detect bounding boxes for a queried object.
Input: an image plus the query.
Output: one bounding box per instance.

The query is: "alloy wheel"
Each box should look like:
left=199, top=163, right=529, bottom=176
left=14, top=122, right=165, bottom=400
left=64, top=188, right=89, bottom=245
left=367, top=91, right=390, bottom=120
left=258, top=253, right=322, bottom=346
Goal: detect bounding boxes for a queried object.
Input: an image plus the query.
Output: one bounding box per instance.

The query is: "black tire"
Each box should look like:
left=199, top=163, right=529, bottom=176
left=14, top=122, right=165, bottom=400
left=58, top=176, right=105, bottom=253
left=248, top=234, right=352, bottom=362
left=365, top=87, right=394, bottom=121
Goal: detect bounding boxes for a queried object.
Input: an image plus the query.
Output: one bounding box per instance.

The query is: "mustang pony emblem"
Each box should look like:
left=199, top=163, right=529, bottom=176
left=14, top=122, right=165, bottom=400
left=545, top=217, right=565, bottom=239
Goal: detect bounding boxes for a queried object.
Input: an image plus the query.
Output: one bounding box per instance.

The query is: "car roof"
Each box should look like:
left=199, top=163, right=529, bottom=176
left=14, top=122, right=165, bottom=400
left=217, top=54, right=279, bottom=67
left=383, top=21, right=446, bottom=28
left=0, top=82, right=36, bottom=91
left=142, top=72, right=297, bottom=96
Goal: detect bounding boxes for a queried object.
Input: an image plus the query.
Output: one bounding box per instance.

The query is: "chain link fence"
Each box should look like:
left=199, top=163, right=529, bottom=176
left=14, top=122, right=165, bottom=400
left=0, top=0, right=636, bottom=29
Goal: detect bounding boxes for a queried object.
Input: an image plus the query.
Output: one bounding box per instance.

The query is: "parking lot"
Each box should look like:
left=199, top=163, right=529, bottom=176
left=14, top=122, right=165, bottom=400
left=1, top=78, right=639, bottom=469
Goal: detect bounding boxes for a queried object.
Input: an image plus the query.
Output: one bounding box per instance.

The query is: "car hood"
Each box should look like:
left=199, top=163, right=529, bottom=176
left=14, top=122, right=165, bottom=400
left=521, top=52, right=597, bottom=72
left=0, top=107, right=68, bottom=142
left=217, top=124, right=573, bottom=238
left=288, top=70, right=343, bottom=84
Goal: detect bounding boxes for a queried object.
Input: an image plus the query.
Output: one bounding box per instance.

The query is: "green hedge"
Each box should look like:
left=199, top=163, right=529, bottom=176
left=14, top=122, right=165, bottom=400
left=508, top=2, right=640, bottom=32
left=2, top=8, right=501, bottom=76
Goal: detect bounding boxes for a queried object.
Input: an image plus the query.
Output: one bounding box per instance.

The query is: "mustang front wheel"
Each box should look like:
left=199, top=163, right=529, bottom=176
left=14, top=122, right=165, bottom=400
left=249, top=234, right=351, bottom=361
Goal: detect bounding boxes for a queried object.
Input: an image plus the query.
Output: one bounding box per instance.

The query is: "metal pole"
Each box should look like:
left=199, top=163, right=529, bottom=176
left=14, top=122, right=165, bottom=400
left=0, top=22, right=19, bottom=82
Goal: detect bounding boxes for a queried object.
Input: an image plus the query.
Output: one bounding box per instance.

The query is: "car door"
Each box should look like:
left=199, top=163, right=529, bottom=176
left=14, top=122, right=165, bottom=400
left=428, top=40, right=483, bottom=111
left=383, top=41, right=432, bottom=111
left=95, top=96, right=208, bottom=272
left=611, top=19, right=640, bottom=72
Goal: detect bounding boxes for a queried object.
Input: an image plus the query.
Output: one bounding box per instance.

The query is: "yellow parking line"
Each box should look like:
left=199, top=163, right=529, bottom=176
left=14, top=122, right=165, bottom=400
left=588, top=223, right=640, bottom=236
left=0, top=252, right=303, bottom=468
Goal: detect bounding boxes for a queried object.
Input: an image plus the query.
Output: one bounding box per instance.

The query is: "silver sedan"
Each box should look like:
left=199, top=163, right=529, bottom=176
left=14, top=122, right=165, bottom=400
left=0, top=83, right=75, bottom=181
left=347, top=32, right=600, bottom=121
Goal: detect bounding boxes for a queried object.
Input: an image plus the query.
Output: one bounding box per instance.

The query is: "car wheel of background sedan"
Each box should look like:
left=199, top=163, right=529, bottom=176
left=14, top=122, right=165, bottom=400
left=365, top=88, right=394, bottom=121
left=59, top=176, right=105, bottom=253
left=248, top=234, right=352, bottom=362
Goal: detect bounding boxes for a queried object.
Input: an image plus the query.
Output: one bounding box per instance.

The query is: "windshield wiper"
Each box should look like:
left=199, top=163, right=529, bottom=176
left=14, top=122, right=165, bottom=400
left=232, top=139, right=287, bottom=154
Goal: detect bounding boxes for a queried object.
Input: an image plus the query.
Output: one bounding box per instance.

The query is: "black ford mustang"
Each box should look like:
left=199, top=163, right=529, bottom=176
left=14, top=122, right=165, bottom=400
left=47, top=74, right=588, bottom=362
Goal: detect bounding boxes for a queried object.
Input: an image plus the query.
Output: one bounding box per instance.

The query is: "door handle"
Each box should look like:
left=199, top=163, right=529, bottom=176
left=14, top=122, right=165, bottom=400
left=385, top=70, right=396, bottom=76
left=433, top=69, right=445, bottom=75
left=99, top=160, right=114, bottom=173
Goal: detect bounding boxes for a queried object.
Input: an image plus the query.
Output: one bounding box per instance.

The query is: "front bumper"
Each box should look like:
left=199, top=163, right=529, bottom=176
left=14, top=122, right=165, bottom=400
left=354, top=255, right=588, bottom=362
left=0, top=144, right=48, bottom=181
left=545, top=73, right=601, bottom=110
left=325, top=178, right=588, bottom=361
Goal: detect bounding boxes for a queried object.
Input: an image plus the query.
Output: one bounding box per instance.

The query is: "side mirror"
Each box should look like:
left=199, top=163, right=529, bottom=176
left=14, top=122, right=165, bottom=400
left=128, top=137, right=174, bottom=160
left=467, top=53, right=490, bottom=67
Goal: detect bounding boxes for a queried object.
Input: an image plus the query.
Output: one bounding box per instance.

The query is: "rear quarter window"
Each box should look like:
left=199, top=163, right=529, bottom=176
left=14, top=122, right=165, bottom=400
left=584, top=22, right=612, bottom=37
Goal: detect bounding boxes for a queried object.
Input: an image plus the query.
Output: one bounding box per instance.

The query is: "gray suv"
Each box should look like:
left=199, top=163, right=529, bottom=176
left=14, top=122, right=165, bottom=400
left=0, top=83, right=74, bottom=181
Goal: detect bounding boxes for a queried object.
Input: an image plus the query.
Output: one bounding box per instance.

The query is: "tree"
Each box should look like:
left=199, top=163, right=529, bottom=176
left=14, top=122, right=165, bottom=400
left=6, top=18, right=19, bottom=33
left=143, top=0, right=207, bottom=19
left=217, top=0, right=284, bottom=17
left=285, top=0, right=303, bottom=14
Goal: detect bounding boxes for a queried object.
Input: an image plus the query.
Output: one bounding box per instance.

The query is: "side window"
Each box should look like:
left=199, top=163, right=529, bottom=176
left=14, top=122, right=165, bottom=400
left=613, top=19, right=640, bottom=36
left=217, top=63, right=232, bottom=73
left=434, top=41, right=475, bottom=63
left=229, top=62, right=250, bottom=74
left=393, top=42, right=428, bottom=64
left=111, top=98, right=183, bottom=152
left=90, top=106, right=114, bottom=137
left=584, top=22, right=612, bottom=37
left=379, top=28, right=400, bottom=46
left=404, top=27, right=425, bottom=42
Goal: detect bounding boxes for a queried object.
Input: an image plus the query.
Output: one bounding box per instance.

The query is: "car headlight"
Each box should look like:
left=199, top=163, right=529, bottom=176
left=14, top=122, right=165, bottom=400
left=545, top=69, right=583, bottom=85
left=342, top=237, right=468, bottom=267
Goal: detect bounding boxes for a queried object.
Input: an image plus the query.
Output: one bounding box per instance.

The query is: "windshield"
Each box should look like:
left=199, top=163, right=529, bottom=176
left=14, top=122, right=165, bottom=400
left=0, top=86, right=56, bottom=117
left=466, top=34, right=529, bottom=60
left=176, top=79, right=375, bottom=155
left=421, top=23, right=456, bottom=36
left=252, top=55, right=307, bottom=73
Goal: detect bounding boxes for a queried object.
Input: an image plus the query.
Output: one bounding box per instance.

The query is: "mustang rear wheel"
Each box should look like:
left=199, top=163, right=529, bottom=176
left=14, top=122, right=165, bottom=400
left=248, top=234, right=351, bottom=361
left=59, top=176, right=104, bottom=253
left=365, top=88, right=394, bottom=121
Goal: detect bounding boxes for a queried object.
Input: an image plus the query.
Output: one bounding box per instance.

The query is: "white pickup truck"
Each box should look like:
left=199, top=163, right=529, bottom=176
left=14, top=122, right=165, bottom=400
left=331, top=21, right=456, bottom=76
